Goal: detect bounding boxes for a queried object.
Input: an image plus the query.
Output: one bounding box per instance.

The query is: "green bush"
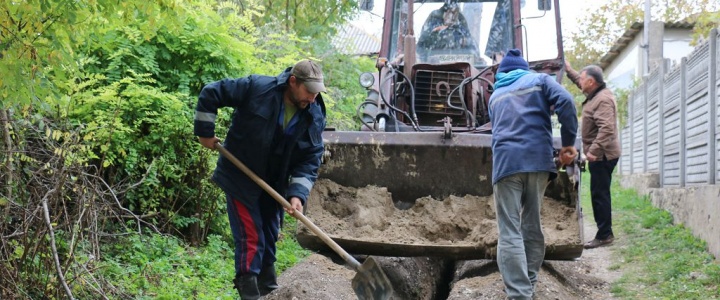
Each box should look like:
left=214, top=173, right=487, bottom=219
left=2, top=0, right=379, bottom=296
left=100, top=233, right=236, bottom=298
left=98, top=214, right=308, bottom=298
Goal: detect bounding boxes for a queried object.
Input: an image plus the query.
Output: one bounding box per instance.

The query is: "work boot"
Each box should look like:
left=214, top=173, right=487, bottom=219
left=258, top=265, right=279, bottom=296
left=584, top=234, right=614, bottom=249
left=233, top=275, right=260, bottom=300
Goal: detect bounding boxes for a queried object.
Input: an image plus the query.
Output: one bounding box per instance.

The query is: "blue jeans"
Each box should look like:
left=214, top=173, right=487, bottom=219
left=493, top=172, right=549, bottom=300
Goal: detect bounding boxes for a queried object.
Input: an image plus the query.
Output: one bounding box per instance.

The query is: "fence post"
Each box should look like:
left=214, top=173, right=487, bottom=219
left=658, top=60, right=667, bottom=187
left=680, top=57, right=687, bottom=187
left=629, top=90, right=634, bottom=175
left=643, top=77, right=649, bottom=173
left=708, top=28, right=717, bottom=184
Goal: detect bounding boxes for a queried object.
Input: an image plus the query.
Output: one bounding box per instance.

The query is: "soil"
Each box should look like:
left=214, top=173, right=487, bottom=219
left=299, top=179, right=580, bottom=247
left=265, top=179, right=623, bottom=300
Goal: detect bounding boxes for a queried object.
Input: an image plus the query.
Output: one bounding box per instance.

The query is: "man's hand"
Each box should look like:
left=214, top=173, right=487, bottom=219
left=586, top=152, right=598, bottom=162
left=559, top=146, right=577, bottom=166
left=285, top=197, right=303, bottom=216
left=199, top=136, right=221, bottom=150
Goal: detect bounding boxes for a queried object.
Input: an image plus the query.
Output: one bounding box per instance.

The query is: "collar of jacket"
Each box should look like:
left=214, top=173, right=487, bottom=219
left=494, top=69, right=531, bottom=89
left=583, top=82, right=607, bottom=105
left=277, top=67, right=292, bottom=87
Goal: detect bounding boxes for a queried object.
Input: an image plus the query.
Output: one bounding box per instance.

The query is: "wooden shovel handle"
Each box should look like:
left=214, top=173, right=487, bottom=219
left=215, top=143, right=361, bottom=270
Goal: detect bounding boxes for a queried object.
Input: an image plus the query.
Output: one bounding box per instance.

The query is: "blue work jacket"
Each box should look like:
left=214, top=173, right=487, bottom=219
left=489, top=72, right=577, bottom=185
left=194, top=68, right=326, bottom=206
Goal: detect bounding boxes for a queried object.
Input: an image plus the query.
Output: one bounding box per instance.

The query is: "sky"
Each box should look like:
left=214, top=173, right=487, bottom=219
left=351, top=0, right=611, bottom=44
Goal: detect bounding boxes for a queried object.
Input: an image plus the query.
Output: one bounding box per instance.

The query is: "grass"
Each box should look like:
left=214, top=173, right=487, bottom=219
left=276, top=215, right=311, bottom=273
left=95, top=213, right=309, bottom=299
left=580, top=172, right=720, bottom=299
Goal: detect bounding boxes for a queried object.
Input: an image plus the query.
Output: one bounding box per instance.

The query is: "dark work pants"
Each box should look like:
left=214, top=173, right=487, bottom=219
left=588, top=157, right=618, bottom=240
left=227, top=193, right=282, bottom=277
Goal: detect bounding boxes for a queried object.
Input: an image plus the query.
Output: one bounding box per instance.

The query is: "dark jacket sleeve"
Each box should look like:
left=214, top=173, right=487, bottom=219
left=194, top=77, right=251, bottom=138
left=543, top=76, right=578, bottom=147
left=285, top=114, right=326, bottom=205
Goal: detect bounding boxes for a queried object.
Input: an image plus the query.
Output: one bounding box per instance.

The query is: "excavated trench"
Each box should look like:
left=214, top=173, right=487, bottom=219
left=264, top=179, right=596, bottom=300
left=266, top=251, right=604, bottom=300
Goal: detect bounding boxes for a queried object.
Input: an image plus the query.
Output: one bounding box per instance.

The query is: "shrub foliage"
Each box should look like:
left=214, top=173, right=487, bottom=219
left=0, top=0, right=374, bottom=297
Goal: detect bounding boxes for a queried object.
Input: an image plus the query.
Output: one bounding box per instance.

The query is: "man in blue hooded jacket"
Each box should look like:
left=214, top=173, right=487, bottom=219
left=488, top=49, right=578, bottom=299
left=194, top=59, right=326, bottom=299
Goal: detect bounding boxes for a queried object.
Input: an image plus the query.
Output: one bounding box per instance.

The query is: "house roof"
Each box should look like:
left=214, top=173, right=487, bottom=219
left=598, top=21, right=695, bottom=69
left=333, top=23, right=381, bottom=56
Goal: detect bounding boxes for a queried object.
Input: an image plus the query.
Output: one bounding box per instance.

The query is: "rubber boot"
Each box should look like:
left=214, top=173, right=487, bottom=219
left=233, top=275, right=260, bottom=300
left=258, top=264, right=279, bottom=296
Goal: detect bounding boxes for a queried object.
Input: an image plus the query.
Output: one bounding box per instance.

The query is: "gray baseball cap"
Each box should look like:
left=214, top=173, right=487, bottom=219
left=291, top=59, right=326, bottom=93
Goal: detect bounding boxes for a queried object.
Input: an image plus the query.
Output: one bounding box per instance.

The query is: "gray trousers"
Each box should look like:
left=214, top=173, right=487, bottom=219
left=493, top=172, right=549, bottom=300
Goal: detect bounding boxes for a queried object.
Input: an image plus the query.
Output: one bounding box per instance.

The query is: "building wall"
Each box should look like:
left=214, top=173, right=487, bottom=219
left=663, top=28, right=695, bottom=67
left=604, top=26, right=694, bottom=91
left=606, top=36, right=642, bottom=90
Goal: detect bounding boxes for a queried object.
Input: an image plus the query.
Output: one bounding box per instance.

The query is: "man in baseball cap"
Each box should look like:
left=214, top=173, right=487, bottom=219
left=195, top=58, right=327, bottom=299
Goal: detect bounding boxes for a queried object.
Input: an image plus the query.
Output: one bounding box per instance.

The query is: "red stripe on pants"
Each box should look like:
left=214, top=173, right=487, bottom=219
left=234, top=199, right=258, bottom=272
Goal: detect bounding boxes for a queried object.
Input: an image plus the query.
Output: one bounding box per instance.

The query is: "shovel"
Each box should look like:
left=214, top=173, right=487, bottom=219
left=215, top=143, right=393, bottom=300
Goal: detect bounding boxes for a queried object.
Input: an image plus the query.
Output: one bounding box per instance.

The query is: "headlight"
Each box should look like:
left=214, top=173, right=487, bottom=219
left=359, top=72, right=374, bottom=88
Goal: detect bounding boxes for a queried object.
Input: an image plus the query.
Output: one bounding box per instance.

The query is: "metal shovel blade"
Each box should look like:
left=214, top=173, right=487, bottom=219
left=350, top=256, right=393, bottom=300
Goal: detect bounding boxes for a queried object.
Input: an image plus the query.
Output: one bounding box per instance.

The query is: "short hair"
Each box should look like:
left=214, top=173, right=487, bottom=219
left=581, top=65, right=605, bottom=85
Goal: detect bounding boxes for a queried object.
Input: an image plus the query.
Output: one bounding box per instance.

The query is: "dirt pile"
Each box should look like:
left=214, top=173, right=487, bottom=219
left=299, top=179, right=580, bottom=249
left=263, top=254, right=356, bottom=300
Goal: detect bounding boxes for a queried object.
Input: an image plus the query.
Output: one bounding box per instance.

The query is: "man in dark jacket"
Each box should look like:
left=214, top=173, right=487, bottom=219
left=489, top=49, right=578, bottom=300
left=194, top=59, right=326, bottom=299
left=565, top=61, right=621, bottom=249
left=416, top=1, right=481, bottom=63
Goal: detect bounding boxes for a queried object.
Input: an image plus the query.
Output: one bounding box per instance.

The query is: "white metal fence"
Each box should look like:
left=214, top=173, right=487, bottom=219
left=619, top=28, right=719, bottom=187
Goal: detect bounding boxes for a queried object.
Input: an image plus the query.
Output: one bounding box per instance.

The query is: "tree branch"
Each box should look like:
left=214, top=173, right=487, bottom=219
left=1, top=108, right=13, bottom=209
left=1, top=230, right=25, bottom=239
left=81, top=171, right=160, bottom=234
left=41, top=188, right=75, bottom=299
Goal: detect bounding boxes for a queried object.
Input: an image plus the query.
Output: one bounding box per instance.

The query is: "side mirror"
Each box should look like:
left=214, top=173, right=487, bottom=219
left=360, top=0, right=374, bottom=11
left=538, top=0, right=551, bottom=11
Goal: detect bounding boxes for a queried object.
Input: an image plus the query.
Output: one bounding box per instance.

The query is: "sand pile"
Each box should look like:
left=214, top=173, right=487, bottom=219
left=299, top=179, right=580, bottom=248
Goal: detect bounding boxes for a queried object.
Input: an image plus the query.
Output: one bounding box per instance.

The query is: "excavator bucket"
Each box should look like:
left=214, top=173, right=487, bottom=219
left=297, top=131, right=584, bottom=260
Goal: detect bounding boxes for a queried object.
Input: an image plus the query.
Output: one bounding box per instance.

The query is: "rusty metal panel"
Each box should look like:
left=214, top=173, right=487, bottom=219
left=320, top=131, right=494, bottom=203
left=413, top=70, right=466, bottom=115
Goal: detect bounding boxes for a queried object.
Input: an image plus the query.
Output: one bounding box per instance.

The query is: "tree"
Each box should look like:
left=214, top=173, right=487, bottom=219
left=233, top=0, right=360, bottom=38
left=565, top=0, right=719, bottom=68
left=0, top=0, right=371, bottom=297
